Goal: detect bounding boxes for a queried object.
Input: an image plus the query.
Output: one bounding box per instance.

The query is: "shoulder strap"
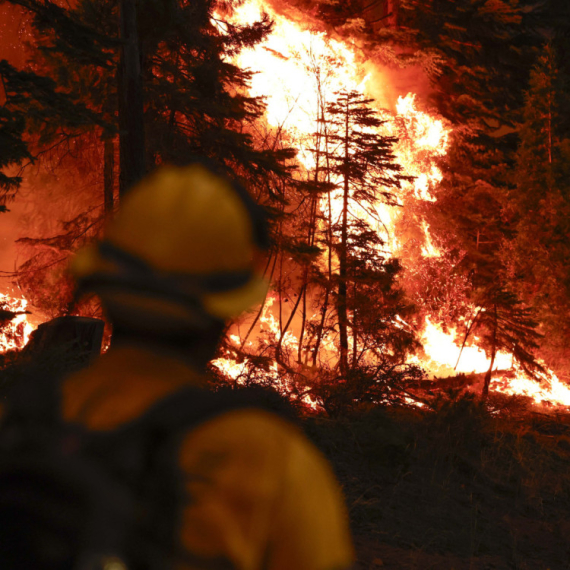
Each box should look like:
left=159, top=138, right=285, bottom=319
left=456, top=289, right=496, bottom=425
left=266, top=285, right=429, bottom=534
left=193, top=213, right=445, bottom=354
left=133, top=385, right=260, bottom=434
left=83, top=385, right=263, bottom=485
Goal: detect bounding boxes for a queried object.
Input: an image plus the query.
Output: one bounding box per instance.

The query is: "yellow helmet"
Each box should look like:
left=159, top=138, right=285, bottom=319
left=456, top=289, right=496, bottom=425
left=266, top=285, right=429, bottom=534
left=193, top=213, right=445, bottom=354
left=72, top=163, right=270, bottom=327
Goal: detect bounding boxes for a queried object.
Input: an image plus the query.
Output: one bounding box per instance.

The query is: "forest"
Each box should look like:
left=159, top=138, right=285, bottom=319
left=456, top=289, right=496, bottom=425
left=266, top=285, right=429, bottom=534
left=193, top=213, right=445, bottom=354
left=2, top=0, right=570, bottom=567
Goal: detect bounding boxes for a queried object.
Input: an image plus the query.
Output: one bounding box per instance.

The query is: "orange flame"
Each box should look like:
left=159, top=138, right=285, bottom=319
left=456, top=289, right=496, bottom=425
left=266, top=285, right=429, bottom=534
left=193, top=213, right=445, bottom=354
left=213, top=0, right=570, bottom=410
left=494, top=367, right=570, bottom=409
left=0, top=293, right=34, bottom=352
left=419, top=317, right=512, bottom=377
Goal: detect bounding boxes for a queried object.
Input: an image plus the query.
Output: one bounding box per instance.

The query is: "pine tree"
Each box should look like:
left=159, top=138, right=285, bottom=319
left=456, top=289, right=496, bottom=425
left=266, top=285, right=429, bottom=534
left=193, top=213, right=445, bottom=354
left=506, top=45, right=570, bottom=370
left=457, top=286, right=544, bottom=399
left=4, top=0, right=294, bottom=316
left=6, top=0, right=294, bottom=187
left=0, top=58, right=106, bottom=206
left=0, top=92, right=31, bottom=207
left=320, top=89, right=414, bottom=376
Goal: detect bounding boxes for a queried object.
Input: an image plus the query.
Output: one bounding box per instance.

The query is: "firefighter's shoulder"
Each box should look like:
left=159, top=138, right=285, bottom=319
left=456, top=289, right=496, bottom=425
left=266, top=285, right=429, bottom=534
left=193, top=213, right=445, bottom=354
left=179, top=408, right=355, bottom=570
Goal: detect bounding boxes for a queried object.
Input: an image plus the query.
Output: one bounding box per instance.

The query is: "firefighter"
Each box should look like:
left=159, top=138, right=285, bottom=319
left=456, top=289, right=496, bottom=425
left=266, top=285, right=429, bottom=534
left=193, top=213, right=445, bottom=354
left=65, top=163, right=355, bottom=570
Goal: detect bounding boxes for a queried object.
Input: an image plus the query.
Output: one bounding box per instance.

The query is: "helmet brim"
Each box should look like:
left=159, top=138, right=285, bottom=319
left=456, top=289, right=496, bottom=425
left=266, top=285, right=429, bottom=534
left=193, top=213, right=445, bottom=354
left=72, top=244, right=270, bottom=320
left=203, top=274, right=269, bottom=319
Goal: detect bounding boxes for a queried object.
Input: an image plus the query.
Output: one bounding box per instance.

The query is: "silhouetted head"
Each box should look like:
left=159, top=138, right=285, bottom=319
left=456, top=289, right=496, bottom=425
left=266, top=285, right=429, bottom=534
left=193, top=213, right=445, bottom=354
left=71, top=162, right=270, bottom=366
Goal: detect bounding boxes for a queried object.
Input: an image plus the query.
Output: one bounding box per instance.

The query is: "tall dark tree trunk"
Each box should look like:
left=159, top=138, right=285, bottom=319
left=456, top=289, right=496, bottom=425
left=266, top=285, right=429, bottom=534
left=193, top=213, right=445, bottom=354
left=312, top=107, right=332, bottom=367
left=312, top=188, right=333, bottom=367
left=298, top=194, right=318, bottom=363
left=103, top=136, right=115, bottom=216
left=118, top=0, right=145, bottom=195
left=337, top=106, right=350, bottom=377
left=352, top=281, right=357, bottom=366
left=482, top=305, right=498, bottom=400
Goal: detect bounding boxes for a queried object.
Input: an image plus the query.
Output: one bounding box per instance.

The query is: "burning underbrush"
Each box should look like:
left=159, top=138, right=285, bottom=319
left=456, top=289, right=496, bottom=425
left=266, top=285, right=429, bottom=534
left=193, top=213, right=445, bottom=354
left=0, top=293, right=32, bottom=349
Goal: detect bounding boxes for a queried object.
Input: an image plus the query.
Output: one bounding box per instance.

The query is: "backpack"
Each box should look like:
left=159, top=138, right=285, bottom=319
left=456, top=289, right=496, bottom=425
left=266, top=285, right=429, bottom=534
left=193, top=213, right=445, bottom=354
left=0, top=359, right=289, bottom=570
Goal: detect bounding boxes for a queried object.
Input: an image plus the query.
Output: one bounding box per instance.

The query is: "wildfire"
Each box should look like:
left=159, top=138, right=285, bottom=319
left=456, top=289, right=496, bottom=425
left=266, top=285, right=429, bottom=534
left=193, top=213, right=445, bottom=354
left=418, top=319, right=570, bottom=409
left=0, top=293, right=34, bottom=353
left=494, top=368, right=570, bottom=409
left=420, top=317, right=512, bottom=378
left=212, top=0, right=570, bottom=411
left=231, top=1, right=366, bottom=140
left=212, top=295, right=321, bottom=409
left=393, top=93, right=448, bottom=203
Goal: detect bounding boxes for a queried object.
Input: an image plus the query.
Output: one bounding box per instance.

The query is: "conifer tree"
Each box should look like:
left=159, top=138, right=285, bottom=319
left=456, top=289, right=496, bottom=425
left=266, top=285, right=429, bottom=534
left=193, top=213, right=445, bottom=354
left=0, top=93, right=31, bottom=207
left=457, top=286, right=544, bottom=398
left=0, top=58, right=106, bottom=206
left=5, top=0, right=294, bottom=187
left=506, top=45, right=570, bottom=369
left=320, top=89, right=414, bottom=376
left=4, top=0, right=294, bottom=316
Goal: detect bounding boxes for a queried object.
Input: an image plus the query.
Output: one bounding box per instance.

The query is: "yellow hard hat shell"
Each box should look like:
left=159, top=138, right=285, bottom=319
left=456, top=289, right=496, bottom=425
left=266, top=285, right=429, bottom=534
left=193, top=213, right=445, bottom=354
left=72, top=164, right=269, bottom=320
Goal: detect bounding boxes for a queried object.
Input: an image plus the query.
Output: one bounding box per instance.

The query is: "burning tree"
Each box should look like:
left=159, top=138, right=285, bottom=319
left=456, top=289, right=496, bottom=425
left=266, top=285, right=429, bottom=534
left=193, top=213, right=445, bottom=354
left=319, top=89, right=415, bottom=376
left=217, top=86, right=422, bottom=412
left=4, top=0, right=570, bottom=409
left=456, top=287, right=544, bottom=399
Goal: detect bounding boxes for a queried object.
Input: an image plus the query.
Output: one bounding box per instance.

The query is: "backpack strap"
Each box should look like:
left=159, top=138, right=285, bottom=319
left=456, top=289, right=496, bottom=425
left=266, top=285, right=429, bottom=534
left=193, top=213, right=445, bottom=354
left=82, top=385, right=268, bottom=570
left=132, top=385, right=262, bottom=432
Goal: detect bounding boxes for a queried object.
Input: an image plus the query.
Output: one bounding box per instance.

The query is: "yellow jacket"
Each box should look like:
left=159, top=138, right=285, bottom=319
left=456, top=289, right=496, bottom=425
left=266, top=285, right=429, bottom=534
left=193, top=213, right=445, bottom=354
left=62, top=344, right=355, bottom=570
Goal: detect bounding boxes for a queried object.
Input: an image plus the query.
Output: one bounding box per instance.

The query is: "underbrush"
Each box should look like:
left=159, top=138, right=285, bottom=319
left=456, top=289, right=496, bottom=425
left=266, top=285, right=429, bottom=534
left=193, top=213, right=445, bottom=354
left=306, top=391, right=570, bottom=569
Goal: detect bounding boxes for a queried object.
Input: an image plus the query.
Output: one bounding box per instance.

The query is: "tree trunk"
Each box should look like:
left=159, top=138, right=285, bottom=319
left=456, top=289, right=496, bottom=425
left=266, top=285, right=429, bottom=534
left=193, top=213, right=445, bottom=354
left=482, top=305, right=498, bottom=400
left=298, top=194, right=318, bottom=363
left=337, top=104, right=350, bottom=377
left=352, top=282, right=357, bottom=367
left=482, top=348, right=496, bottom=400
left=312, top=195, right=332, bottom=367
left=103, top=136, right=115, bottom=217
left=276, top=281, right=306, bottom=358
left=312, top=106, right=333, bottom=367
left=240, top=253, right=277, bottom=349
left=298, top=283, right=307, bottom=363
left=118, top=0, right=145, bottom=195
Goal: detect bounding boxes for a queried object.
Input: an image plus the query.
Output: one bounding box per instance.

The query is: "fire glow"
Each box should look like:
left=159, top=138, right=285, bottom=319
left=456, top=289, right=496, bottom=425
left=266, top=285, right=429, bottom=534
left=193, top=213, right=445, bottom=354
left=210, top=0, right=570, bottom=411
left=0, top=293, right=33, bottom=353
left=2, top=1, right=568, bottom=412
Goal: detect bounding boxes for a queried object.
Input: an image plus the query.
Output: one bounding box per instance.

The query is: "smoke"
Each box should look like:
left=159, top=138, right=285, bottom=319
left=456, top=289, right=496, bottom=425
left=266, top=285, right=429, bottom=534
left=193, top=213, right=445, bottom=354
left=0, top=4, right=31, bottom=67
left=363, top=61, right=432, bottom=113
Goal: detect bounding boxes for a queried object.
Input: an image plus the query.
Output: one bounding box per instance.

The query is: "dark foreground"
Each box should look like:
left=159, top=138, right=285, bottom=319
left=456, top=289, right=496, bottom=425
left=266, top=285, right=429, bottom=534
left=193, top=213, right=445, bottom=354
left=307, top=393, right=570, bottom=570
left=1, top=351, right=569, bottom=569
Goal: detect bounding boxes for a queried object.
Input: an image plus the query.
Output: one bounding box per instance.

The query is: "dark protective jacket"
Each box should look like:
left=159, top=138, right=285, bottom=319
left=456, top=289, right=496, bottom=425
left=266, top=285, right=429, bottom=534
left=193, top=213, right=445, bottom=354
left=62, top=343, right=355, bottom=570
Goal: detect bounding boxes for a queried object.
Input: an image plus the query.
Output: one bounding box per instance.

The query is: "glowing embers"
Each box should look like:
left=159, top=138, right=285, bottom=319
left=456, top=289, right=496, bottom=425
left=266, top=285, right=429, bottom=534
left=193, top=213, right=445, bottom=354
left=0, top=293, right=33, bottom=352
